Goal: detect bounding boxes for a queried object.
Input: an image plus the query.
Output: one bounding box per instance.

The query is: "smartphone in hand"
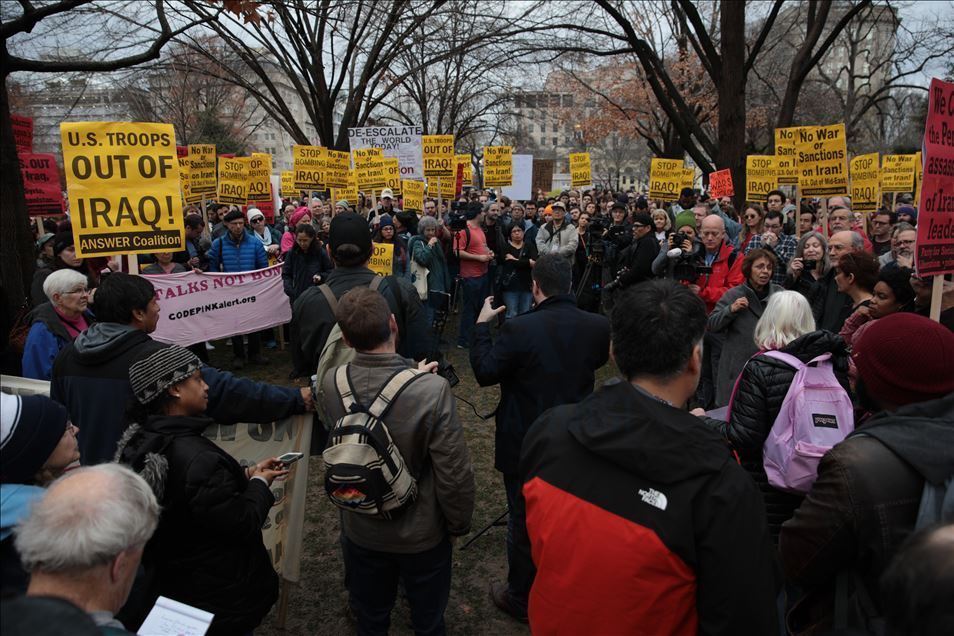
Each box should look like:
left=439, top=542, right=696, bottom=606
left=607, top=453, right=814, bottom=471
left=277, top=452, right=304, bottom=466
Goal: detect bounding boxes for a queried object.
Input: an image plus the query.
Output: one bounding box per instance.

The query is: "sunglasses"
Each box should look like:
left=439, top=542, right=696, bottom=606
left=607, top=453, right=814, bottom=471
left=251, top=218, right=264, bottom=223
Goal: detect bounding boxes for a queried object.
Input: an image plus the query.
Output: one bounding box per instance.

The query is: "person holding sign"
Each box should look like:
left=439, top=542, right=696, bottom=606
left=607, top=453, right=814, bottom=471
left=207, top=210, right=269, bottom=369
left=117, top=346, right=285, bottom=636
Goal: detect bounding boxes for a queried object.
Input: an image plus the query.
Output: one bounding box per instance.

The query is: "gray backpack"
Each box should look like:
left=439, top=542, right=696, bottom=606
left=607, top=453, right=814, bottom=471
left=322, top=364, right=425, bottom=518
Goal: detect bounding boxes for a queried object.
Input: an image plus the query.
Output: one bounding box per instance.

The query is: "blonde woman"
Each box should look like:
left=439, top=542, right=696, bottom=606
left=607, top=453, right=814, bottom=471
left=651, top=209, right=670, bottom=242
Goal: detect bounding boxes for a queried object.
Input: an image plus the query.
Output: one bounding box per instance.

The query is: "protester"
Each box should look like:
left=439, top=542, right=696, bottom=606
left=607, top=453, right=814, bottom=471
left=282, top=222, right=333, bottom=303
left=11, top=464, right=156, bottom=634
left=745, top=209, right=797, bottom=286
left=534, top=200, right=578, bottom=264
left=496, top=222, right=538, bottom=319
left=30, top=232, right=103, bottom=308
left=22, top=270, right=94, bottom=381
left=706, top=291, right=849, bottom=542
left=828, top=199, right=873, bottom=251
left=708, top=248, right=782, bottom=406
left=785, top=231, right=829, bottom=298
left=880, top=223, right=916, bottom=271
left=291, top=212, right=427, bottom=379
left=140, top=252, right=186, bottom=275
left=280, top=207, right=312, bottom=255
left=246, top=207, right=281, bottom=260
left=453, top=203, right=493, bottom=350
left=693, top=214, right=743, bottom=313
left=911, top=273, right=954, bottom=332
left=611, top=211, right=659, bottom=292
left=895, top=204, right=917, bottom=226
left=799, top=206, right=818, bottom=235
left=834, top=250, right=880, bottom=344
left=811, top=230, right=859, bottom=332
left=51, top=272, right=310, bottom=465
left=408, top=216, right=451, bottom=326
left=178, top=214, right=209, bottom=270
left=35, top=233, right=55, bottom=269
left=512, top=280, right=779, bottom=634
left=880, top=523, right=954, bottom=636
left=372, top=214, right=410, bottom=279
left=780, top=313, right=954, bottom=633
left=1, top=595, right=103, bottom=635
left=469, top=254, right=610, bottom=622
left=869, top=209, right=896, bottom=256
left=739, top=203, right=765, bottom=251
left=651, top=209, right=670, bottom=242
left=319, top=288, right=474, bottom=635
left=1, top=393, right=78, bottom=597
left=207, top=209, right=269, bottom=369
left=117, top=346, right=284, bottom=635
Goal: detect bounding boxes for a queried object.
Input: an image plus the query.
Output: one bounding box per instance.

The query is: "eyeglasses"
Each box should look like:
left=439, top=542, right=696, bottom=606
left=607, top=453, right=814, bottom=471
left=64, top=287, right=89, bottom=295
left=251, top=218, right=264, bottom=224
left=744, top=215, right=759, bottom=220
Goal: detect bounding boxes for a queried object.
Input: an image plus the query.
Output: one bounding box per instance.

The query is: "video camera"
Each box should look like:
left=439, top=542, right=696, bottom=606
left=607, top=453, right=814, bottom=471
left=448, top=201, right=482, bottom=232
left=427, top=291, right=459, bottom=387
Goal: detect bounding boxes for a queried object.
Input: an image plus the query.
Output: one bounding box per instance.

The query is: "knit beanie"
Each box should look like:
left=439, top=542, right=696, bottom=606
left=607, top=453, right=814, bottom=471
left=223, top=209, right=244, bottom=223
left=853, top=313, right=954, bottom=407
left=1, top=393, right=69, bottom=483
left=52, top=231, right=74, bottom=257
left=378, top=214, right=393, bottom=228
left=335, top=200, right=351, bottom=211
left=895, top=205, right=918, bottom=223
left=329, top=212, right=373, bottom=261
left=246, top=207, right=264, bottom=223
left=674, top=211, right=696, bottom=232
left=129, top=346, right=202, bottom=406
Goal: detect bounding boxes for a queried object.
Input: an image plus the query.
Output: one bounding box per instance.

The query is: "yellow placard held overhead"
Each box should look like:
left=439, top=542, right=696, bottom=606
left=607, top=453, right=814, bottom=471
left=422, top=135, right=455, bottom=177
left=293, top=145, right=325, bottom=191
left=850, top=153, right=881, bottom=213
left=569, top=153, right=592, bottom=188
left=368, top=242, right=394, bottom=276
left=61, top=122, right=184, bottom=258
left=681, top=167, right=695, bottom=192
left=794, top=124, right=848, bottom=197
left=324, top=149, right=351, bottom=189
left=187, top=144, right=217, bottom=196
left=745, top=155, right=777, bottom=202
left=280, top=171, right=296, bottom=197
left=402, top=179, right=425, bottom=212
left=352, top=147, right=384, bottom=169
left=356, top=156, right=388, bottom=191
left=455, top=154, right=473, bottom=186
left=483, top=146, right=513, bottom=188
left=217, top=156, right=250, bottom=204
left=648, top=158, right=684, bottom=201
left=774, top=127, right=800, bottom=186
left=179, top=157, right=201, bottom=204
left=382, top=157, right=401, bottom=195
left=247, top=153, right=272, bottom=201
left=881, top=154, right=917, bottom=192
left=427, top=175, right=454, bottom=198
left=332, top=170, right=359, bottom=207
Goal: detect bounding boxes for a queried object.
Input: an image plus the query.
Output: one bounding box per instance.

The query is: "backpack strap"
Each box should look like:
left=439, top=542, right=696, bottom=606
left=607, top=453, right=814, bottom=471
left=334, top=365, right=359, bottom=413
left=369, top=274, right=384, bottom=292
left=762, top=350, right=805, bottom=369
left=366, top=368, right=426, bottom=420
left=318, top=283, right=338, bottom=313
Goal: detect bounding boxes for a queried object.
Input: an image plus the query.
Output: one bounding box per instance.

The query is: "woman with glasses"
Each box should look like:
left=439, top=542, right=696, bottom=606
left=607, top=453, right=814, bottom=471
left=246, top=208, right=281, bottom=262
left=23, top=269, right=96, bottom=381
left=739, top=204, right=765, bottom=252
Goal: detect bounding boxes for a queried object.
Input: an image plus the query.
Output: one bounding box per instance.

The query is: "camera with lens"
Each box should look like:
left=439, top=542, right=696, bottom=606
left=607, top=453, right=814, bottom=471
left=671, top=231, right=690, bottom=250
left=803, top=259, right=817, bottom=272
left=448, top=201, right=481, bottom=231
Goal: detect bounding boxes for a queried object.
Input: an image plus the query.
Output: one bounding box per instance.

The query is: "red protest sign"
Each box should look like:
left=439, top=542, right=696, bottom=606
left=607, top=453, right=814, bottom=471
left=18, top=153, right=65, bottom=216
left=916, top=78, right=954, bottom=276
left=176, top=145, right=188, bottom=158
left=11, top=114, right=33, bottom=151
left=248, top=183, right=275, bottom=223
left=708, top=169, right=734, bottom=198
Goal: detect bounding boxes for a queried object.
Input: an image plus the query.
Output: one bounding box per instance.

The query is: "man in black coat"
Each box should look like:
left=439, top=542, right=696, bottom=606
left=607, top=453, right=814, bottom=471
left=469, top=253, right=610, bottom=622
left=611, top=211, right=659, bottom=291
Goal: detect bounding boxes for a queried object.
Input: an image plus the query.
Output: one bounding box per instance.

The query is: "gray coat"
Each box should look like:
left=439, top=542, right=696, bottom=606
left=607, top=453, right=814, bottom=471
left=320, top=352, right=475, bottom=553
left=708, top=282, right=783, bottom=407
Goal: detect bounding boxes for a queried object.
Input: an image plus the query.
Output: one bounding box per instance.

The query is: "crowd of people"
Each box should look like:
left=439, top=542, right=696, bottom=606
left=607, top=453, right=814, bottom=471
left=2, top=179, right=953, bottom=636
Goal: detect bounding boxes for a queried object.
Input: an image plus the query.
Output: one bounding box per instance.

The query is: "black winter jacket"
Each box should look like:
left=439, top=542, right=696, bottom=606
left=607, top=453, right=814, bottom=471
left=282, top=242, right=333, bottom=302
left=808, top=269, right=852, bottom=333
left=708, top=330, right=850, bottom=543
left=615, top=232, right=660, bottom=289
left=117, top=415, right=278, bottom=636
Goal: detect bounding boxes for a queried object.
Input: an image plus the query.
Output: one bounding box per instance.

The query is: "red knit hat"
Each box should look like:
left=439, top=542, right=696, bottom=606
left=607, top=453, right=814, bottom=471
left=853, top=313, right=954, bottom=407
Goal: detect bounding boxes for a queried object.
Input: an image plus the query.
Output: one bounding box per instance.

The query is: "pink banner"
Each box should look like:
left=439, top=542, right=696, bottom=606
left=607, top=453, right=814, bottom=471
left=145, top=264, right=290, bottom=346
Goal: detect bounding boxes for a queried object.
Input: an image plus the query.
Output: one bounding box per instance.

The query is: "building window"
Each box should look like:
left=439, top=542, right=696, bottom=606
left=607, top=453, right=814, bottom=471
left=563, top=94, right=574, bottom=107
left=540, top=123, right=546, bottom=133
left=528, top=123, right=534, bottom=133
left=550, top=94, right=561, bottom=107
left=552, top=137, right=558, bottom=146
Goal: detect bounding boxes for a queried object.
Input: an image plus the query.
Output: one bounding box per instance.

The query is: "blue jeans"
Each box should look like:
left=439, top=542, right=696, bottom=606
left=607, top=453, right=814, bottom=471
left=457, top=275, right=488, bottom=347
left=502, top=290, right=532, bottom=319
left=342, top=536, right=452, bottom=636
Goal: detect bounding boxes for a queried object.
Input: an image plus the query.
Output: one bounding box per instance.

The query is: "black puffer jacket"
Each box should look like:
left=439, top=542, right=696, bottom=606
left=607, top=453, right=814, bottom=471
left=708, top=330, right=850, bottom=543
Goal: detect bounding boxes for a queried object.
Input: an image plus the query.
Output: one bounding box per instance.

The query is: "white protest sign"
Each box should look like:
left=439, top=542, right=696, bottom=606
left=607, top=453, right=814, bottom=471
left=502, top=154, right=533, bottom=201
left=348, top=126, right=424, bottom=181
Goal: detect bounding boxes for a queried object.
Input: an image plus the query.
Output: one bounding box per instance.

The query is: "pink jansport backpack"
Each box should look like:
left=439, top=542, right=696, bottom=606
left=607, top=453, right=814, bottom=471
left=761, top=351, right=854, bottom=494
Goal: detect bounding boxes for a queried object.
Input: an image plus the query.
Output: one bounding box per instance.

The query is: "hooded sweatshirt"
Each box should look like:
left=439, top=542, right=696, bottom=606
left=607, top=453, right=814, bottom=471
left=513, top=380, right=780, bottom=635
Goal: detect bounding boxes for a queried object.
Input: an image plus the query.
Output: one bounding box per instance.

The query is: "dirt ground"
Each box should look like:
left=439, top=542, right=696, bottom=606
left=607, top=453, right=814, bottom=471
left=209, top=321, right=618, bottom=635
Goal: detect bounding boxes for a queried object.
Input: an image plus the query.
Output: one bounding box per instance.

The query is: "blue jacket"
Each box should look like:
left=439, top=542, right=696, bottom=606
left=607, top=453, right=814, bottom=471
left=207, top=229, right=268, bottom=273
left=51, top=323, right=306, bottom=464
left=469, top=294, right=611, bottom=474
left=22, top=303, right=94, bottom=381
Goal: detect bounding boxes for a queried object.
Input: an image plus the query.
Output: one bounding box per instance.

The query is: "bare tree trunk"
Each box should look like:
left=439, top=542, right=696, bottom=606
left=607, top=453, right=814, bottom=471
left=717, top=0, right=746, bottom=206
left=0, top=66, right=36, bottom=331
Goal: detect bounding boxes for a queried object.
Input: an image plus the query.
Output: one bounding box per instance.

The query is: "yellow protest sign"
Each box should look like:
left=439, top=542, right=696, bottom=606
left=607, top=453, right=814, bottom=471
left=356, top=154, right=388, bottom=191
left=881, top=154, right=917, bottom=192
left=293, top=145, right=325, bottom=190
left=61, top=122, right=184, bottom=258
left=648, top=158, right=684, bottom=200
left=247, top=153, right=272, bottom=201
left=569, top=153, right=592, bottom=188
left=681, top=167, right=695, bottom=192
left=427, top=175, right=454, bottom=198
left=914, top=151, right=923, bottom=207
left=745, top=155, right=777, bottom=202
left=483, top=146, right=513, bottom=188
left=217, top=156, right=250, bottom=205
left=179, top=157, right=197, bottom=204
left=332, top=170, right=359, bottom=207
left=774, top=127, right=801, bottom=186
left=795, top=124, right=848, bottom=197
left=455, top=154, right=473, bottom=186
left=280, top=171, right=297, bottom=197
left=368, top=242, right=394, bottom=276
left=324, top=149, right=350, bottom=189
left=383, top=157, right=401, bottom=195
left=352, top=147, right=383, bottom=169
left=422, top=135, right=455, bottom=177
left=850, top=153, right=881, bottom=213
left=187, top=144, right=217, bottom=195
left=402, top=179, right=425, bottom=212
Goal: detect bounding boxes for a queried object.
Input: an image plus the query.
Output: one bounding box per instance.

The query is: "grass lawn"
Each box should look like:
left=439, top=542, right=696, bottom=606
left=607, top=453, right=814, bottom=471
left=208, top=316, right=618, bottom=635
